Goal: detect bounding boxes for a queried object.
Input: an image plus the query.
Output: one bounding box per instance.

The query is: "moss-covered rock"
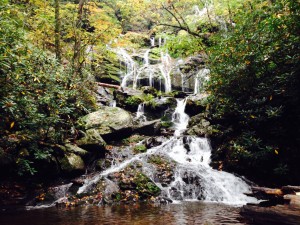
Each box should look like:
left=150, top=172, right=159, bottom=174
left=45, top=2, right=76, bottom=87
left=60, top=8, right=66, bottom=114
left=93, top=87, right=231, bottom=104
left=185, top=98, right=206, bottom=117
left=186, top=113, right=212, bottom=137
left=59, top=153, right=85, bottom=174
left=65, top=144, right=88, bottom=156
left=77, top=106, right=133, bottom=141
left=133, top=144, right=147, bottom=153
left=76, top=129, right=106, bottom=148
left=78, top=106, right=133, bottom=132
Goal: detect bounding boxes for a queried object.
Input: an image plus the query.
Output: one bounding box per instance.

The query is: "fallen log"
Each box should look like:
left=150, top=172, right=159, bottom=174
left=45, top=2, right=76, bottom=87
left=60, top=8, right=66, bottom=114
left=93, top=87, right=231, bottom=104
left=97, top=82, right=122, bottom=90
left=282, top=186, right=300, bottom=194
left=284, top=195, right=300, bottom=209
left=252, top=187, right=283, bottom=196
left=241, top=204, right=300, bottom=225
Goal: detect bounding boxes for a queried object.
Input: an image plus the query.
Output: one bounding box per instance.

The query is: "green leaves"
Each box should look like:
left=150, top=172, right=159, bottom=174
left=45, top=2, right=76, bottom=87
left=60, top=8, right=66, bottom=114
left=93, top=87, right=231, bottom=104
left=0, top=1, right=98, bottom=176
left=207, top=0, right=300, bottom=184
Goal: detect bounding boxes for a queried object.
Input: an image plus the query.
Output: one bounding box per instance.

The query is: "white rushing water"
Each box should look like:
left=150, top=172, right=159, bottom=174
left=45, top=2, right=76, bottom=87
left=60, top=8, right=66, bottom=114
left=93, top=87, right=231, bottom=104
left=160, top=52, right=172, bottom=92
left=135, top=103, right=146, bottom=122
left=150, top=37, right=155, bottom=47
left=77, top=98, right=257, bottom=206
left=172, top=98, right=189, bottom=136
left=114, top=46, right=174, bottom=92
left=194, top=68, right=210, bottom=94
left=115, top=48, right=137, bottom=88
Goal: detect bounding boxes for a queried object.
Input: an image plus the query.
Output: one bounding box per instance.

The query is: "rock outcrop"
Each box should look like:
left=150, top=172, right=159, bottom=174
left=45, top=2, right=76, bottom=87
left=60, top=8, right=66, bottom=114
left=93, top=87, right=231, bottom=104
left=78, top=106, right=134, bottom=142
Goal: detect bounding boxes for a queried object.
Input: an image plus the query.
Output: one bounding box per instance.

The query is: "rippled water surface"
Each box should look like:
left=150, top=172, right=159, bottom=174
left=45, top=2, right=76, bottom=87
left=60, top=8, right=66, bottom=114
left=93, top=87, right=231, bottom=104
left=0, top=202, right=252, bottom=225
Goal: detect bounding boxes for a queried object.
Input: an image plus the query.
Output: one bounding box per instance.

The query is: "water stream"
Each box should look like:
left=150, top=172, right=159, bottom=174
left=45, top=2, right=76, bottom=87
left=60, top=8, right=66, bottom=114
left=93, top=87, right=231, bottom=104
left=0, top=202, right=253, bottom=225
left=77, top=97, right=257, bottom=206
left=0, top=98, right=257, bottom=224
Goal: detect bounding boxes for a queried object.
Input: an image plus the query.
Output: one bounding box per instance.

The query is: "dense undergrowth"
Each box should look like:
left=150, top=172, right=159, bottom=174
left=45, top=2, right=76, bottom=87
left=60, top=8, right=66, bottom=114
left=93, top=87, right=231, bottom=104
left=0, top=0, right=97, bottom=177
left=207, top=0, right=300, bottom=185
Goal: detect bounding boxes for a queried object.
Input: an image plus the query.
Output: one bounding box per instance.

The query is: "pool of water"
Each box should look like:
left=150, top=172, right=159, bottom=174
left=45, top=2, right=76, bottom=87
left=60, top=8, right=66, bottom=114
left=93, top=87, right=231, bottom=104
left=0, top=202, right=252, bottom=225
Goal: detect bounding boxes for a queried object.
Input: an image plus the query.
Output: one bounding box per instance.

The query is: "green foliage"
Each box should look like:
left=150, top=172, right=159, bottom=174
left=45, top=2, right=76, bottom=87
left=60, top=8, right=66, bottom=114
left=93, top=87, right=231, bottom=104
left=163, top=34, right=203, bottom=58
left=133, top=144, right=147, bottom=153
left=0, top=0, right=97, bottom=176
left=134, top=173, right=160, bottom=197
left=207, top=0, right=300, bottom=184
left=124, top=95, right=142, bottom=106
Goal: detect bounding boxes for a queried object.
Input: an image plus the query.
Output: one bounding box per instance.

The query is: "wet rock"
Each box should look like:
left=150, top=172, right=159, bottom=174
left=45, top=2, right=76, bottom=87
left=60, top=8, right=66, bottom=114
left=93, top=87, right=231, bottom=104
left=76, top=129, right=106, bottom=151
left=145, top=136, right=165, bottom=148
left=170, top=188, right=184, bottom=200
left=186, top=113, right=212, bottom=137
left=133, top=119, right=161, bottom=135
left=172, top=91, right=188, bottom=98
left=59, top=153, right=85, bottom=174
left=141, top=86, right=158, bottom=97
left=113, top=89, right=143, bottom=112
left=65, top=144, right=88, bottom=156
left=78, top=106, right=134, bottom=142
left=157, top=196, right=173, bottom=204
left=185, top=98, right=205, bottom=117
left=148, top=155, right=176, bottom=186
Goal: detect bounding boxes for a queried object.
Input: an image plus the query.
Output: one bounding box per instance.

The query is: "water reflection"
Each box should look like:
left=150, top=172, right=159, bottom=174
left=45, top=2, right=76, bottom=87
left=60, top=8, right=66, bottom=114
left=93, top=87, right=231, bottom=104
left=0, top=202, right=251, bottom=225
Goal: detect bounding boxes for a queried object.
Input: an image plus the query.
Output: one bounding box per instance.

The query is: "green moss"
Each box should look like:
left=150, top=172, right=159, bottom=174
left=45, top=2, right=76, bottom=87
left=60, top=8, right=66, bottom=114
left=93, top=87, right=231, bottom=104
left=134, top=173, right=160, bottom=197
left=122, top=134, right=145, bottom=144
left=133, top=144, right=147, bottom=153
left=161, top=121, right=173, bottom=128
left=125, top=96, right=142, bottom=106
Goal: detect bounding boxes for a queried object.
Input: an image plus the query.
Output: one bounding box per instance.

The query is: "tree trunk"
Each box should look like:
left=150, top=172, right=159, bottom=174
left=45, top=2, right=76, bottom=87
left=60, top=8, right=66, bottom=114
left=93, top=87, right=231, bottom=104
left=73, top=0, right=85, bottom=76
left=54, top=0, right=61, bottom=63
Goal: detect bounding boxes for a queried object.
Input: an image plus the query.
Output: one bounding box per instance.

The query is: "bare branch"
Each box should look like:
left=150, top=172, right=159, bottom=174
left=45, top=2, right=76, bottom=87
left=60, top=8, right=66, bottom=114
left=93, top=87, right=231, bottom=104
left=162, top=4, right=183, bottom=28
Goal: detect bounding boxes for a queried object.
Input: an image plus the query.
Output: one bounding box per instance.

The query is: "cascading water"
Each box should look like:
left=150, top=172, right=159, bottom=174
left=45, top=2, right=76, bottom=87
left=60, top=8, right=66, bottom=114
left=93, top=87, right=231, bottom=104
left=109, top=100, right=116, bottom=107
left=150, top=37, right=155, bottom=47
left=115, top=48, right=137, bottom=88
left=172, top=98, right=189, bottom=137
left=136, top=103, right=146, bottom=122
left=160, top=52, right=172, bottom=93
left=77, top=97, right=258, bottom=206
left=143, top=49, right=150, bottom=66
left=194, top=68, right=210, bottom=94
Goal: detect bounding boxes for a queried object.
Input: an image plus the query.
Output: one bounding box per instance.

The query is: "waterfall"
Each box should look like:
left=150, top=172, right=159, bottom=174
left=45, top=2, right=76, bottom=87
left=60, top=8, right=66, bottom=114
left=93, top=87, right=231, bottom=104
left=160, top=52, right=172, bottom=93
left=172, top=98, right=189, bottom=136
left=109, top=100, right=116, bottom=107
left=150, top=37, right=155, bottom=47
left=136, top=103, right=146, bottom=121
left=77, top=96, right=258, bottom=206
left=143, top=49, right=153, bottom=87
left=115, top=48, right=137, bottom=88
left=194, top=68, right=210, bottom=94
left=144, top=49, right=150, bottom=66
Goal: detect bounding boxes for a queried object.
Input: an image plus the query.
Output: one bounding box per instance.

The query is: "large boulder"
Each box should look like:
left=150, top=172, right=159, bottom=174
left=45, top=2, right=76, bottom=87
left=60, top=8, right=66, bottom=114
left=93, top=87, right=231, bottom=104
left=185, top=98, right=205, bottom=117
left=65, top=143, right=88, bottom=156
left=133, top=119, right=161, bottom=135
left=78, top=106, right=134, bottom=141
left=59, top=153, right=85, bottom=174
left=186, top=113, right=212, bottom=137
left=76, top=129, right=106, bottom=151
